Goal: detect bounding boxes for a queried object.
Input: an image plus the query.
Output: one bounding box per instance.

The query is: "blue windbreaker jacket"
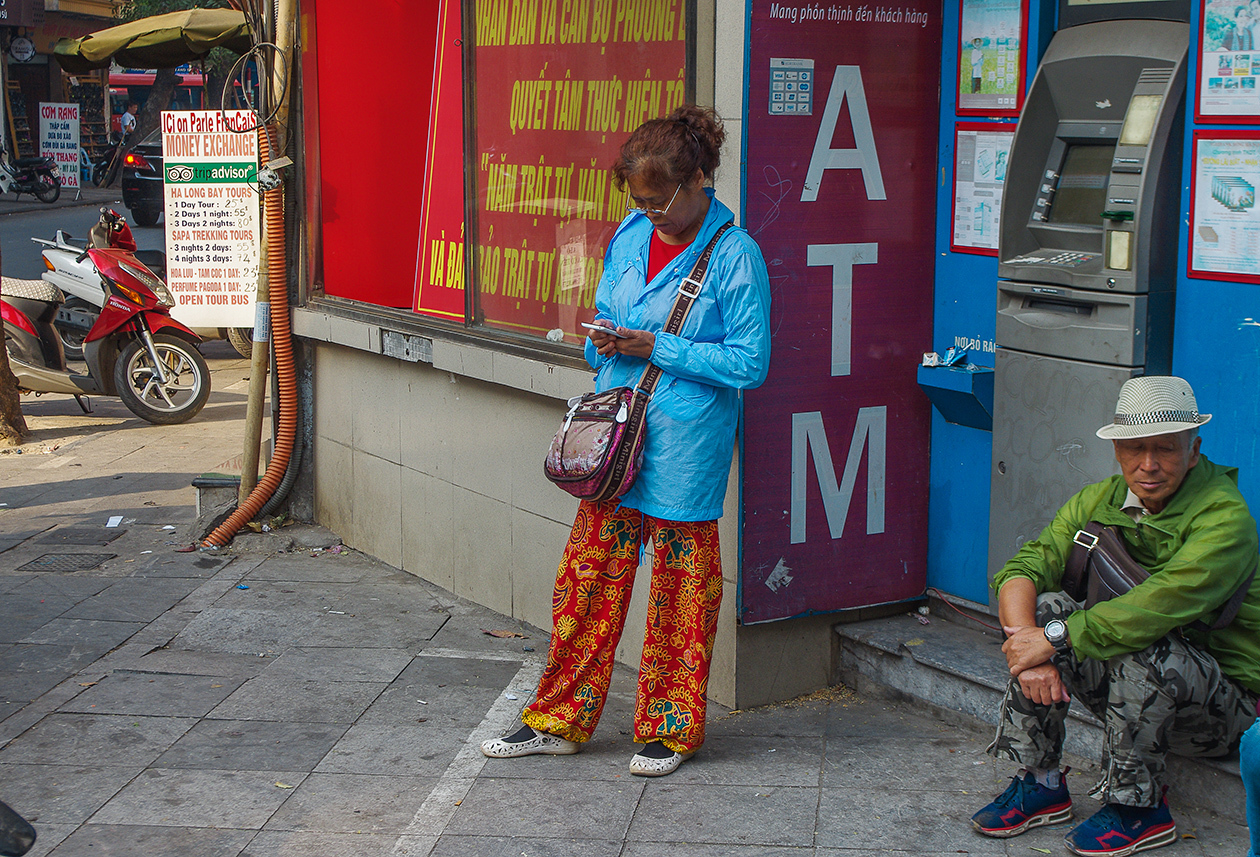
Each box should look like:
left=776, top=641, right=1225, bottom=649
left=583, top=191, right=771, bottom=521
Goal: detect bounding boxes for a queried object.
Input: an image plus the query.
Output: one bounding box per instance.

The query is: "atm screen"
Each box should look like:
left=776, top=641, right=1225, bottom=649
left=1047, top=144, right=1115, bottom=226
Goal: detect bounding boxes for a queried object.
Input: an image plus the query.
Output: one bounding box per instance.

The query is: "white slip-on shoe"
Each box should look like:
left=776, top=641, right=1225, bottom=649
left=628, top=741, right=695, bottom=776
left=480, top=724, right=580, bottom=758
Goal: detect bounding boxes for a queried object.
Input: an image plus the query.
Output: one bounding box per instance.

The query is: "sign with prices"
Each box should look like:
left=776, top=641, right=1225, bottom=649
left=161, top=109, right=261, bottom=328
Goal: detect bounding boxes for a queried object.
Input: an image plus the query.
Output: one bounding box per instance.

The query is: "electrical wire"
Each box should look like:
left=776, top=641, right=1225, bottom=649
left=925, top=587, right=1003, bottom=633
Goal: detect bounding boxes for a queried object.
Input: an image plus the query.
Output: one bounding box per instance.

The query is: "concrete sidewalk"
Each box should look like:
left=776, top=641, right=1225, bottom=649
left=0, top=184, right=124, bottom=217
left=0, top=354, right=1250, bottom=855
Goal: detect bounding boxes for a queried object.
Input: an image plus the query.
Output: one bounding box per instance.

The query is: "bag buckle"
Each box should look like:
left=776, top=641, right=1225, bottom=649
left=678, top=276, right=702, bottom=299
left=1073, top=529, right=1099, bottom=551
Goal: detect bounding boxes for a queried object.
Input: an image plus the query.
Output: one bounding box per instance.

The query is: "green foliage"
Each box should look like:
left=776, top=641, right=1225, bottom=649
left=116, top=0, right=235, bottom=23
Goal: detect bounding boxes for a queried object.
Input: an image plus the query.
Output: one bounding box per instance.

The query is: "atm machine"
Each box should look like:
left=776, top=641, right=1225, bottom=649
left=986, top=17, right=1188, bottom=591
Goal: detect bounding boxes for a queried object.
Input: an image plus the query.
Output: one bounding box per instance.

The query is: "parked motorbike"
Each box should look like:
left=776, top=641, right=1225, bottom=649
left=35, top=209, right=170, bottom=361
left=90, top=131, right=129, bottom=188
left=2, top=213, right=211, bottom=425
left=0, top=148, right=60, bottom=203
left=37, top=208, right=253, bottom=360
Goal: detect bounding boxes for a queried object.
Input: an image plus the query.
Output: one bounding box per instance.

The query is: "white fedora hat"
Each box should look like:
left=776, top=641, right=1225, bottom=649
left=1096, top=376, right=1212, bottom=440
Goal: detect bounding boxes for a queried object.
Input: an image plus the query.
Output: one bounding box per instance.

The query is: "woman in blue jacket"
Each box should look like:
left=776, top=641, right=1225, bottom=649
left=482, top=105, right=771, bottom=777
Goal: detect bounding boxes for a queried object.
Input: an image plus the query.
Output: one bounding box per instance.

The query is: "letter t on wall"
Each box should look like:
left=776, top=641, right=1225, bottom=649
left=806, top=243, right=878, bottom=377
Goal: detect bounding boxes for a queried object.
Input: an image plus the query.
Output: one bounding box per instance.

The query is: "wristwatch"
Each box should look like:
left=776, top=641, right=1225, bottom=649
left=1044, top=619, right=1071, bottom=652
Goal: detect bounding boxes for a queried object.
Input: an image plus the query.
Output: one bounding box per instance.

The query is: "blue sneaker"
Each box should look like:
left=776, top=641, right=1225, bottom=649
left=1064, top=798, right=1177, bottom=856
left=972, top=769, right=1073, bottom=838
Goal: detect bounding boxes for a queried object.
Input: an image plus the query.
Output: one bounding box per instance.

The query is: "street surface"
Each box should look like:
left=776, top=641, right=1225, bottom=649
left=0, top=195, right=1249, bottom=855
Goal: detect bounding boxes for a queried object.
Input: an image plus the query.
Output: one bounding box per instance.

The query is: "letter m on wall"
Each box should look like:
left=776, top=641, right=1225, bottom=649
left=790, top=407, right=886, bottom=544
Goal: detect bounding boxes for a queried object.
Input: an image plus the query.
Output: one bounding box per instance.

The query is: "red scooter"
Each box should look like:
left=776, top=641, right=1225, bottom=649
left=2, top=209, right=211, bottom=425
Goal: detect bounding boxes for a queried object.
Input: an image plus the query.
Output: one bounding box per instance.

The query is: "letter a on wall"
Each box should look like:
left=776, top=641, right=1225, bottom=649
left=741, top=2, right=942, bottom=622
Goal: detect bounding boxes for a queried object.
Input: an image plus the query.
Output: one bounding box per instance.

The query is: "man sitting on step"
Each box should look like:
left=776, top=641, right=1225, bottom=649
left=972, top=375, right=1260, bottom=856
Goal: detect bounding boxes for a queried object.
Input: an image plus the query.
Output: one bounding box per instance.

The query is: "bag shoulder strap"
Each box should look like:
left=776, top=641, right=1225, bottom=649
left=634, top=221, right=733, bottom=399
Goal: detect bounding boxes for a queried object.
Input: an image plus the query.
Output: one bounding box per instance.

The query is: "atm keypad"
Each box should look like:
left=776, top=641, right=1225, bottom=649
left=1044, top=252, right=1099, bottom=267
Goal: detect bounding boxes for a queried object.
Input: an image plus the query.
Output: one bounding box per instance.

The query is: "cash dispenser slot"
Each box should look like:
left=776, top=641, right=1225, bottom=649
left=996, top=282, right=1151, bottom=366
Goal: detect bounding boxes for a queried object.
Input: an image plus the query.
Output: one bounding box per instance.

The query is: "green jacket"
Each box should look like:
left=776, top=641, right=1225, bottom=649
left=994, top=456, right=1260, bottom=693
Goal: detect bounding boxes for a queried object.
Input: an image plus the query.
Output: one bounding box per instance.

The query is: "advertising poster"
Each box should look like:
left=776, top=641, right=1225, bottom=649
left=414, top=0, right=466, bottom=321
left=161, top=109, right=261, bottom=328
left=743, top=1, right=941, bottom=622
left=1189, top=131, right=1260, bottom=283
left=1198, top=0, right=1260, bottom=121
left=957, top=0, right=1026, bottom=116
left=472, top=0, right=685, bottom=342
left=952, top=123, right=1014, bottom=254
left=38, top=102, right=79, bottom=190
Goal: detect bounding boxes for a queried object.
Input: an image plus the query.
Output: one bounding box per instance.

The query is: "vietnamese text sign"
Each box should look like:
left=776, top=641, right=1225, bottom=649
left=161, top=109, right=261, bottom=328
left=39, top=103, right=79, bottom=190
left=1189, top=131, right=1260, bottom=283
left=471, top=0, right=685, bottom=342
left=742, top=0, right=941, bottom=622
left=1198, top=0, right=1260, bottom=121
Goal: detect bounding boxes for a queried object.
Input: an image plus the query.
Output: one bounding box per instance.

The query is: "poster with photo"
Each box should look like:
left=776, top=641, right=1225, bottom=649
left=956, top=0, right=1027, bottom=116
left=1189, top=131, right=1260, bottom=282
left=1198, top=0, right=1260, bottom=121
left=952, top=122, right=1014, bottom=254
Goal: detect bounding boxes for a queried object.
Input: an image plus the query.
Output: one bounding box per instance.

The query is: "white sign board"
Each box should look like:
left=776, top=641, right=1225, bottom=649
left=161, top=109, right=261, bottom=328
left=39, top=102, right=79, bottom=190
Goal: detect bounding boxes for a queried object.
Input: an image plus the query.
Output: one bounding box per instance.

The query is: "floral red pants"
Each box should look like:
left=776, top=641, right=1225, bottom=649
left=522, top=499, right=722, bottom=754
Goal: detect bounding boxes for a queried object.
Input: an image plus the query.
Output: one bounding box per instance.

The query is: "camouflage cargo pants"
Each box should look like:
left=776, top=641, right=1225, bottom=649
left=987, top=591, right=1258, bottom=807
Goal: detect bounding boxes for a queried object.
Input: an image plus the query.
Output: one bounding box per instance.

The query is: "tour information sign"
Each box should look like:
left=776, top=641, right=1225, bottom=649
left=161, top=109, right=261, bottom=328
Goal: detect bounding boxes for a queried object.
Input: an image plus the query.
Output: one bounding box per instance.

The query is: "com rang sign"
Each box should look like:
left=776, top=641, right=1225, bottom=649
left=39, top=103, right=79, bottom=190
left=161, top=109, right=261, bottom=328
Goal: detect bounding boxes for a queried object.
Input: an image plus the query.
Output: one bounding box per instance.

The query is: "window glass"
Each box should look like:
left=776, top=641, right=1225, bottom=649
left=471, top=0, right=687, bottom=344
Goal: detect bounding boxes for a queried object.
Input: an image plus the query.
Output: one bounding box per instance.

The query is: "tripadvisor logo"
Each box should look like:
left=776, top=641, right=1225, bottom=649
left=165, top=162, right=257, bottom=183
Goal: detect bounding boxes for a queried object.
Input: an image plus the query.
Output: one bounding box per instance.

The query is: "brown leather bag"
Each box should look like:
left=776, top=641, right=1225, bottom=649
left=1063, top=520, right=1255, bottom=632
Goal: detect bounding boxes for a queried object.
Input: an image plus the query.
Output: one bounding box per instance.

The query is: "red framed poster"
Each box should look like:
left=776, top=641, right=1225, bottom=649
left=1196, top=0, right=1260, bottom=123
left=742, top=0, right=942, bottom=623
left=950, top=121, right=1016, bottom=256
left=955, top=0, right=1028, bottom=117
left=1188, top=130, right=1260, bottom=284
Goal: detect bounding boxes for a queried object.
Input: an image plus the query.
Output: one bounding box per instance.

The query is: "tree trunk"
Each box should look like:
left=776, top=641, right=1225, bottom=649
left=0, top=340, right=27, bottom=447
left=135, top=67, right=181, bottom=141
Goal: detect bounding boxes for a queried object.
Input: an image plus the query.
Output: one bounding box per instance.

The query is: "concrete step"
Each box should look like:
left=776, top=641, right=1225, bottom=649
left=834, top=610, right=1247, bottom=819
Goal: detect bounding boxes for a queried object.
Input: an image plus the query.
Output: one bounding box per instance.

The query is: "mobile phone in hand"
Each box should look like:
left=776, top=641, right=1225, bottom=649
left=581, top=322, right=628, bottom=338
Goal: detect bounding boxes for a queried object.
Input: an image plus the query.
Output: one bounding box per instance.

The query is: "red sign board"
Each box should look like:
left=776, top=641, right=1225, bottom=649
left=741, top=2, right=942, bottom=622
left=470, top=0, right=685, bottom=342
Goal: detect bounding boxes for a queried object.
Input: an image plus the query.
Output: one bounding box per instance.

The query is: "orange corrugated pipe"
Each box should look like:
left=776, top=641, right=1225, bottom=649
left=202, top=124, right=297, bottom=548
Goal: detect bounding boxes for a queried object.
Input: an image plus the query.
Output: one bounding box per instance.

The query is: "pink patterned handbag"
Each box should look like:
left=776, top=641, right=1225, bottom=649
left=543, top=224, right=731, bottom=502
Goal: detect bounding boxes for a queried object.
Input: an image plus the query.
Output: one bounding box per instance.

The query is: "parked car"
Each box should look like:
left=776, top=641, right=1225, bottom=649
left=120, top=127, right=163, bottom=227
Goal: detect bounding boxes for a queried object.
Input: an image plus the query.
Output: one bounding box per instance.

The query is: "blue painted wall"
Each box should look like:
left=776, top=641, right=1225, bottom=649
left=928, top=0, right=1260, bottom=606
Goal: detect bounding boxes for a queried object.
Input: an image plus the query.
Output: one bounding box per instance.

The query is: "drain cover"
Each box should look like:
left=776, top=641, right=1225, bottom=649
left=17, top=554, right=116, bottom=572
left=36, top=528, right=126, bottom=546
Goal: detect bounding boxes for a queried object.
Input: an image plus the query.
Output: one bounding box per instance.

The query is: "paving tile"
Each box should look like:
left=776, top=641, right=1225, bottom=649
left=154, top=719, right=348, bottom=771
left=0, top=762, right=141, bottom=824
left=209, top=677, right=386, bottom=724
left=397, top=656, right=524, bottom=689
left=19, top=618, right=146, bottom=652
left=1150, top=803, right=1249, bottom=856
left=706, top=697, right=834, bottom=739
left=261, top=647, right=414, bottom=683
left=11, top=574, right=113, bottom=601
left=60, top=578, right=200, bottom=623
left=42, top=823, right=253, bottom=856
left=646, top=734, right=824, bottom=787
left=0, top=573, right=36, bottom=593
left=430, top=835, right=624, bottom=857
left=16, top=821, right=75, bottom=857
left=0, top=713, right=196, bottom=767
left=822, top=730, right=998, bottom=790
left=815, top=786, right=1008, bottom=853
left=261, top=772, right=436, bottom=833
left=89, top=768, right=305, bottom=828
left=0, top=594, right=76, bottom=643
left=241, top=830, right=408, bottom=857
left=59, top=670, right=246, bottom=717
left=304, top=610, right=445, bottom=650
left=131, top=648, right=273, bottom=679
left=444, top=777, right=644, bottom=839
left=315, top=723, right=470, bottom=777
left=137, top=555, right=230, bottom=579
left=172, top=607, right=324, bottom=656
left=623, top=845, right=813, bottom=857
left=627, top=783, right=816, bottom=846
left=240, top=555, right=375, bottom=584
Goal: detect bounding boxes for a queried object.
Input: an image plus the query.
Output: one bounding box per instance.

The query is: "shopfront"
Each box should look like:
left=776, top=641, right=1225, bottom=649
left=292, top=0, right=1260, bottom=707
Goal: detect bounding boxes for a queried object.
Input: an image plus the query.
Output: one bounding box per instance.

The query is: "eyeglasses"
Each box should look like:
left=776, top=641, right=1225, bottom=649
left=626, top=183, right=682, bottom=216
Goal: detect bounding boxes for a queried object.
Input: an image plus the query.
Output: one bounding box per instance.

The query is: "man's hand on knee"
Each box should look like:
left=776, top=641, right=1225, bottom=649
left=1016, top=663, right=1071, bottom=706
left=1002, top=624, right=1057, bottom=674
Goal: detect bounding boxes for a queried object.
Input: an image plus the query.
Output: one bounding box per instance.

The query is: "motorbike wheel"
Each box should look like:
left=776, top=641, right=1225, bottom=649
left=114, top=334, right=211, bottom=425
left=91, top=161, right=109, bottom=188
left=130, top=206, right=161, bottom=228
left=34, top=172, right=61, bottom=203
left=226, top=327, right=254, bottom=358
